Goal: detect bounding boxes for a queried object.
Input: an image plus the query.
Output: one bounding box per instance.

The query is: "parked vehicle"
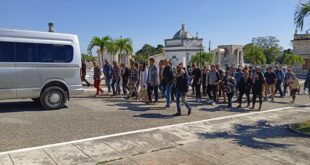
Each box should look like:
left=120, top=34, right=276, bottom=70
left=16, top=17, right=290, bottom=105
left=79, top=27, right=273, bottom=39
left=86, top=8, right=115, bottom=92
left=0, top=29, right=83, bottom=109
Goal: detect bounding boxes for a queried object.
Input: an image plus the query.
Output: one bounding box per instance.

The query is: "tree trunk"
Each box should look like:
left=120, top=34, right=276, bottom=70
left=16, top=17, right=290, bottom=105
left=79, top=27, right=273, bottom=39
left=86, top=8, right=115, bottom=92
left=118, top=49, right=122, bottom=64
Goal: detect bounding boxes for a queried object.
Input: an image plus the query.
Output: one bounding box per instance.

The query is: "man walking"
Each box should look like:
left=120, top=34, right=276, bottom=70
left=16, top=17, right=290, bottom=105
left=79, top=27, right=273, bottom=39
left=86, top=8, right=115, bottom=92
left=192, top=64, right=202, bottom=102
left=147, top=58, right=159, bottom=104
left=207, top=64, right=220, bottom=105
left=103, top=60, right=112, bottom=93
left=126, top=61, right=139, bottom=99
left=274, top=65, right=284, bottom=97
left=81, top=60, right=91, bottom=87
left=112, top=61, right=121, bottom=96
left=264, top=66, right=277, bottom=102
left=163, top=60, right=174, bottom=107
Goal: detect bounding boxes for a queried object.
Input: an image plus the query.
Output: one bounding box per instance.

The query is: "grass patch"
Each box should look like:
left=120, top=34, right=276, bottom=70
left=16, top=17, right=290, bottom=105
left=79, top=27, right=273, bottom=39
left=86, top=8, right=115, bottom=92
left=96, top=157, right=123, bottom=165
left=291, top=120, right=310, bottom=134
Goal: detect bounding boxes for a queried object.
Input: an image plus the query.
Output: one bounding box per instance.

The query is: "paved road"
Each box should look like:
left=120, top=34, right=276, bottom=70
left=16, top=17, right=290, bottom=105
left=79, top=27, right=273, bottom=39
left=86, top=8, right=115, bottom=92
left=0, top=89, right=309, bottom=152
left=1, top=106, right=309, bottom=165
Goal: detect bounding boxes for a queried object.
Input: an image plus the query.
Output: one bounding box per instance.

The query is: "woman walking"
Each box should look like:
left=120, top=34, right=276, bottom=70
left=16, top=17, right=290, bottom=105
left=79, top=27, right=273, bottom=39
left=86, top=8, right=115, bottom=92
left=251, top=67, right=265, bottom=110
left=237, top=71, right=252, bottom=108
left=174, top=65, right=192, bottom=116
left=137, top=63, right=148, bottom=102
left=224, top=72, right=236, bottom=110
left=93, top=61, right=103, bottom=96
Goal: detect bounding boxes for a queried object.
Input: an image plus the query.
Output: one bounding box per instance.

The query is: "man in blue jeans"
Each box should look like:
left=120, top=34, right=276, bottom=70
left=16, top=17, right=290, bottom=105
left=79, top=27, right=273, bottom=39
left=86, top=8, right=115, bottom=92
left=103, top=60, right=112, bottom=93
left=163, top=61, right=174, bottom=108
left=274, top=65, right=284, bottom=97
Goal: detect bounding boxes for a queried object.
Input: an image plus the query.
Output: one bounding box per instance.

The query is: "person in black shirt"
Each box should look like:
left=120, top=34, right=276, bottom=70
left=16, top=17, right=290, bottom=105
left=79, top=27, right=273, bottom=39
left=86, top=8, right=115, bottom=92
left=237, top=71, right=252, bottom=108
left=251, top=67, right=265, bottom=110
left=174, top=65, right=192, bottom=116
left=264, top=67, right=277, bottom=102
left=163, top=61, right=174, bottom=107
left=202, top=66, right=208, bottom=96
left=192, top=64, right=202, bottom=102
left=120, top=63, right=129, bottom=95
left=81, top=60, right=91, bottom=87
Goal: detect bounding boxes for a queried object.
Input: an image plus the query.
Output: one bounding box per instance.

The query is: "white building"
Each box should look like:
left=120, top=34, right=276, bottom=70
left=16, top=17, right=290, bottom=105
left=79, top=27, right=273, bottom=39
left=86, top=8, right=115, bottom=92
left=99, top=50, right=131, bottom=66
left=213, top=45, right=244, bottom=68
left=292, top=31, right=310, bottom=69
left=163, top=24, right=203, bottom=66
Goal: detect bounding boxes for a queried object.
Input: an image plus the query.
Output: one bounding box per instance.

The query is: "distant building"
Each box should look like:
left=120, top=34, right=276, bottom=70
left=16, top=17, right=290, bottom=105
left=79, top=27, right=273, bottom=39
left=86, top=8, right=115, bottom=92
left=100, top=50, right=131, bottom=66
left=148, top=53, right=165, bottom=66
left=292, top=31, right=310, bottom=69
left=213, top=45, right=244, bottom=68
left=163, top=24, right=203, bottom=66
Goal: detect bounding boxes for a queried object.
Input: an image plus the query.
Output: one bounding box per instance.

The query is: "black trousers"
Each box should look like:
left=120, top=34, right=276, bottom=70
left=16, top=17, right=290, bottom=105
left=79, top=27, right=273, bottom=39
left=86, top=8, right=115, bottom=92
left=238, top=89, right=250, bottom=106
left=207, top=85, right=217, bottom=101
left=147, top=85, right=159, bottom=102
left=122, top=78, right=128, bottom=95
left=202, top=84, right=207, bottom=96
left=252, top=91, right=262, bottom=108
left=194, top=83, right=201, bottom=99
left=227, top=92, right=234, bottom=107
left=81, top=74, right=91, bottom=86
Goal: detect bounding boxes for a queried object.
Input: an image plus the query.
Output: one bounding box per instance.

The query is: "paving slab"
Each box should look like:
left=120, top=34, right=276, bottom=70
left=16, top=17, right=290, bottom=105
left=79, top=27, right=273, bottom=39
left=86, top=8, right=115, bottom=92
left=10, top=149, right=55, bottom=165
left=225, top=155, right=284, bottom=165
left=75, top=140, right=121, bottom=162
left=177, top=140, right=254, bottom=165
left=130, top=148, right=213, bottom=165
left=102, top=137, right=148, bottom=156
left=100, top=158, right=138, bottom=165
left=162, top=127, right=200, bottom=142
left=0, top=154, right=12, bottom=165
left=259, top=149, right=307, bottom=165
left=125, top=131, right=173, bottom=149
left=44, top=144, right=94, bottom=165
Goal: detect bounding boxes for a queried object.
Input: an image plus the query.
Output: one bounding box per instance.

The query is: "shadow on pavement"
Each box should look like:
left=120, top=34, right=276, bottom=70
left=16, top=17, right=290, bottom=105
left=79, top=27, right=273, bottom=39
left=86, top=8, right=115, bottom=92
left=104, top=99, right=164, bottom=112
left=197, top=120, right=307, bottom=150
left=0, top=101, right=65, bottom=113
left=199, top=105, right=250, bottom=113
left=133, top=113, right=173, bottom=119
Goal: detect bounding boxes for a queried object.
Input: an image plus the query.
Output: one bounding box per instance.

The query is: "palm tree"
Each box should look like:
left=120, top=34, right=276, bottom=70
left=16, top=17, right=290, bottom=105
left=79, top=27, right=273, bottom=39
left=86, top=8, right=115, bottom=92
left=295, top=1, right=310, bottom=31
left=107, top=40, right=118, bottom=63
left=87, top=36, right=112, bottom=67
left=114, top=37, right=133, bottom=64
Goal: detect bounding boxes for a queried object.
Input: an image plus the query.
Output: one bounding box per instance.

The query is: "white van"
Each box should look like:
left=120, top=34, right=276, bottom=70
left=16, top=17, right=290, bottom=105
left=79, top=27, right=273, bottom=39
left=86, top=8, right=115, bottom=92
left=0, top=29, right=83, bottom=110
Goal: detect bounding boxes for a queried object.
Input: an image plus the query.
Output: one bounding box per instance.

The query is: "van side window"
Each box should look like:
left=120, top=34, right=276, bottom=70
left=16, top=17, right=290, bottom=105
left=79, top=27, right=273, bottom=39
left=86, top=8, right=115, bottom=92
left=38, top=44, right=73, bottom=63
left=16, top=43, right=37, bottom=62
left=0, top=41, right=15, bottom=62
left=37, top=44, right=54, bottom=62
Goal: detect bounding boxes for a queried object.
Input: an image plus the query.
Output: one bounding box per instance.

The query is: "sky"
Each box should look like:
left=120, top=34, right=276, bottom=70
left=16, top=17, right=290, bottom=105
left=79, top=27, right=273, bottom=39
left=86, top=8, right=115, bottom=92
left=0, top=0, right=305, bottom=54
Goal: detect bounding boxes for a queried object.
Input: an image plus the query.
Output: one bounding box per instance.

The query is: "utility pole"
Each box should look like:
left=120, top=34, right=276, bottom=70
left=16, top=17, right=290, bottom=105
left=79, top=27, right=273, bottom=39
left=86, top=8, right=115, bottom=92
left=208, top=40, right=211, bottom=53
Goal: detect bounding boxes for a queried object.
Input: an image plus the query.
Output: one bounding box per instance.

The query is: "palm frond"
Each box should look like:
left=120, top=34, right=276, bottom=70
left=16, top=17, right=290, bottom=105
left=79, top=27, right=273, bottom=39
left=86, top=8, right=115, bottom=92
left=295, top=1, right=310, bottom=31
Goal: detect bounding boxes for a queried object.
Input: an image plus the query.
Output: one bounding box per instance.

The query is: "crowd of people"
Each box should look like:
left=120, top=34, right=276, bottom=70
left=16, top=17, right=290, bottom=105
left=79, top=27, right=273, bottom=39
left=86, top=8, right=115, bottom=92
left=81, top=58, right=310, bottom=116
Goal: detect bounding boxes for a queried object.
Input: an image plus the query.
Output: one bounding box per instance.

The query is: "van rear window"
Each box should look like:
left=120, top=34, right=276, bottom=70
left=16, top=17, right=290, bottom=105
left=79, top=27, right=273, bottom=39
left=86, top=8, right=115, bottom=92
left=0, top=41, right=74, bottom=63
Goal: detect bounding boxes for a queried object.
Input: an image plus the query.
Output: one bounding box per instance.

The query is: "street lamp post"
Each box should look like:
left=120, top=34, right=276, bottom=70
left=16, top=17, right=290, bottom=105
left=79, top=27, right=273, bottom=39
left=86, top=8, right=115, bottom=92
left=199, top=44, right=203, bottom=68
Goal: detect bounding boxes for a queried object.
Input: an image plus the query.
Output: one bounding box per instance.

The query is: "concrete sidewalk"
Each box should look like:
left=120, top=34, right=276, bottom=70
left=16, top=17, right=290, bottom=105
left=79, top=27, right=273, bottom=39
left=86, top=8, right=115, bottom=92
left=1, top=107, right=309, bottom=165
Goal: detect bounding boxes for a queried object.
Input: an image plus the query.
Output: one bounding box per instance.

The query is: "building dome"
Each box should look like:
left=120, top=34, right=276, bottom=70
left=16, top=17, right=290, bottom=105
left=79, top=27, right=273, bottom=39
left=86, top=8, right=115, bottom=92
left=172, top=24, right=193, bottom=39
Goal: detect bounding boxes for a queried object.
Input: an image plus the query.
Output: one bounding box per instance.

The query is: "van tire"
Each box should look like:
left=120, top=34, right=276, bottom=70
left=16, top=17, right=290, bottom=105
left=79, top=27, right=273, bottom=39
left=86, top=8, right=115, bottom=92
left=40, top=86, right=67, bottom=110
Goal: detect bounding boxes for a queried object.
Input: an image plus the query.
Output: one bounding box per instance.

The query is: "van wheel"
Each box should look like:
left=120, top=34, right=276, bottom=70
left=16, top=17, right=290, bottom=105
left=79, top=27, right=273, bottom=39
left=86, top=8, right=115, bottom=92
left=40, top=87, right=67, bottom=110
